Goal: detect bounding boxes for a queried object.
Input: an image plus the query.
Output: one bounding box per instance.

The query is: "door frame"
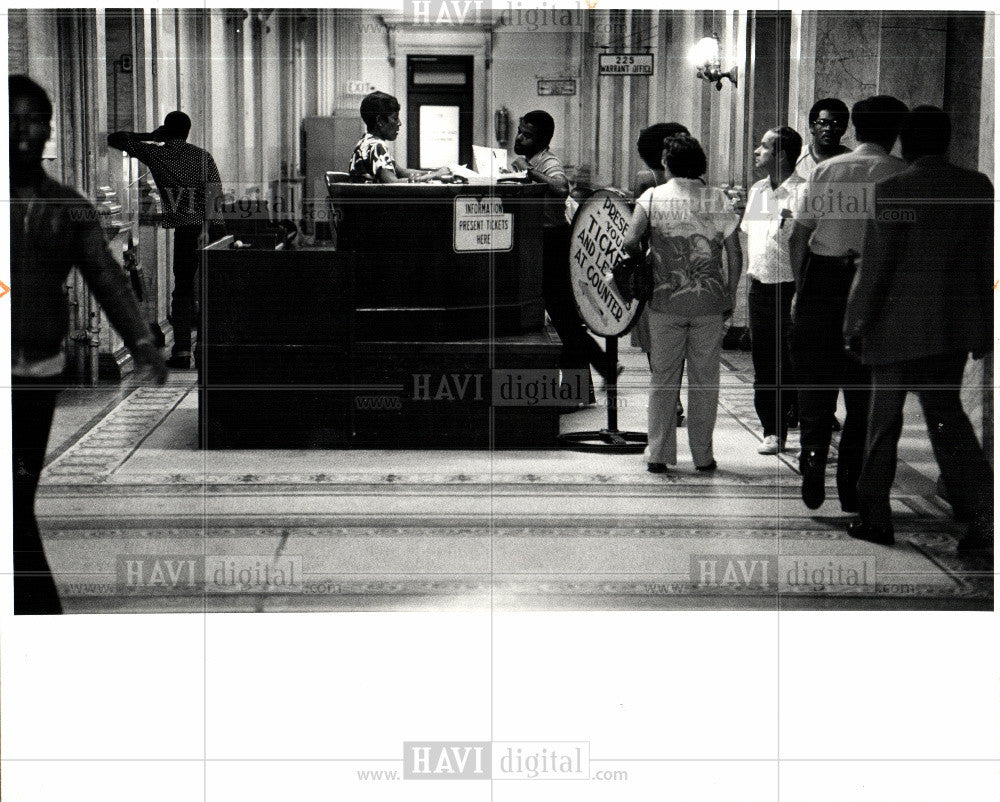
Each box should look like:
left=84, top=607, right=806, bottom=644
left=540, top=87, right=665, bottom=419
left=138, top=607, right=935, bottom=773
left=388, top=26, right=490, bottom=169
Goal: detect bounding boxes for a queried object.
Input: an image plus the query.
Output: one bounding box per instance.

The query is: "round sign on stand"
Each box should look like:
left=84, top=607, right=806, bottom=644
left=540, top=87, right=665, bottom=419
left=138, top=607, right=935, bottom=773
left=561, top=188, right=647, bottom=453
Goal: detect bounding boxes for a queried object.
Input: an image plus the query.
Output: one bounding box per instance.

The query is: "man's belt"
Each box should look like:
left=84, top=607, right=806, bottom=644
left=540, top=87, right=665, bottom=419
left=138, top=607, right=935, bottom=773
left=807, top=252, right=856, bottom=268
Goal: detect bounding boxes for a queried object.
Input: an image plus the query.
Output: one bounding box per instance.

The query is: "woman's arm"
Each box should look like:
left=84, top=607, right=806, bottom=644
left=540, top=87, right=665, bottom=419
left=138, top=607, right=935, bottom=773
left=621, top=203, right=650, bottom=257
left=382, top=165, right=452, bottom=183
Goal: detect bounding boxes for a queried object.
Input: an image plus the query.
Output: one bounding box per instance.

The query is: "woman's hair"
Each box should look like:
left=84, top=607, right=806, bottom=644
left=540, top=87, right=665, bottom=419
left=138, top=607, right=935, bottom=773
left=636, top=122, right=689, bottom=170
left=662, top=133, right=707, bottom=179
left=360, top=91, right=400, bottom=129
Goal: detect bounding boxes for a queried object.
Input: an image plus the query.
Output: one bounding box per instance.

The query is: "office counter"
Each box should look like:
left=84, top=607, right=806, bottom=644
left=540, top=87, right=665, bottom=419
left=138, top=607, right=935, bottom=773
left=200, top=182, right=562, bottom=449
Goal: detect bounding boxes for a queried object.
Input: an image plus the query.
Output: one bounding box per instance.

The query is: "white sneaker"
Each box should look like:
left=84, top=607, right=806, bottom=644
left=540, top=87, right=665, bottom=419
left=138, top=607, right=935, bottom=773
left=757, top=435, right=783, bottom=455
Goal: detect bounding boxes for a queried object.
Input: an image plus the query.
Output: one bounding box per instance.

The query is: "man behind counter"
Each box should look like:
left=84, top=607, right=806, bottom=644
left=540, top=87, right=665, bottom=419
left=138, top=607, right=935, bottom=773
left=511, top=110, right=614, bottom=404
left=350, top=91, right=450, bottom=184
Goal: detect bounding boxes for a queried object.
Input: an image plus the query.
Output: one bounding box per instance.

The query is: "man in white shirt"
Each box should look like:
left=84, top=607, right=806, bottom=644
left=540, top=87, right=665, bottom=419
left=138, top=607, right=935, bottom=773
left=741, top=126, right=803, bottom=454
left=788, top=95, right=908, bottom=514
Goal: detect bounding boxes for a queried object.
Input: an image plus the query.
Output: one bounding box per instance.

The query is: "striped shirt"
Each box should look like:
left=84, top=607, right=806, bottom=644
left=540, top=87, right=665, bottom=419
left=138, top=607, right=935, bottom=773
left=528, top=148, right=569, bottom=229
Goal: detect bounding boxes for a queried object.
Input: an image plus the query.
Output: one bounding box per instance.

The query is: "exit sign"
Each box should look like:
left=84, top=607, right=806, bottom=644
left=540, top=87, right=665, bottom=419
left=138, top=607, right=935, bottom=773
left=346, top=80, right=374, bottom=95
left=599, top=53, right=654, bottom=76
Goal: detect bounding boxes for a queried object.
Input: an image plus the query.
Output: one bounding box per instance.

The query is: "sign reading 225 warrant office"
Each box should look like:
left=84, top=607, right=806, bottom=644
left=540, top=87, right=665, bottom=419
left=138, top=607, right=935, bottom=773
left=453, top=197, right=513, bottom=252
left=599, top=53, right=654, bottom=76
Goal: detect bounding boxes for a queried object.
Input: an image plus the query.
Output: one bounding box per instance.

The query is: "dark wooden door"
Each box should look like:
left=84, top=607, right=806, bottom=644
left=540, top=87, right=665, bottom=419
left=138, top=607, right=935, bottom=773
left=406, top=55, right=474, bottom=169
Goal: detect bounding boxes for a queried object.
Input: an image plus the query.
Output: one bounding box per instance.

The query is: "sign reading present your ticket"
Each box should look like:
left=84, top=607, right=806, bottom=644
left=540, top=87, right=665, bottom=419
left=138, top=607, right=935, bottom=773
left=569, top=189, right=642, bottom=337
left=453, top=196, right=513, bottom=252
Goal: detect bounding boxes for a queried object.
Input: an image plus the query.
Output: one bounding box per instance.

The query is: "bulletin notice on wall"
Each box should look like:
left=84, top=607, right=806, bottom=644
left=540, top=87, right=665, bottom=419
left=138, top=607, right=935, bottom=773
left=453, top=197, right=514, bottom=252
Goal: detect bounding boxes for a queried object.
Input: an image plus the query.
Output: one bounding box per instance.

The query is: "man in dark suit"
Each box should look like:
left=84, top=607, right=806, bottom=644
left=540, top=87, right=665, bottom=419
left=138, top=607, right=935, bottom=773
left=843, top=105, right=993, bottom=559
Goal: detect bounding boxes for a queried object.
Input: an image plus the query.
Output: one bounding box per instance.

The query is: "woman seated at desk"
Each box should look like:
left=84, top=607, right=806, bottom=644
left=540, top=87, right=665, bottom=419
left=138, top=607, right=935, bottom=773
left=350, top=91, right=451, bottom=184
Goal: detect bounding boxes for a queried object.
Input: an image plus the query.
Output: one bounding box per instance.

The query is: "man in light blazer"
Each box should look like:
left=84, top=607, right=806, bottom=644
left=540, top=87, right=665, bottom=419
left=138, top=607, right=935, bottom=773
left=843, top=105, right=993, bottom=560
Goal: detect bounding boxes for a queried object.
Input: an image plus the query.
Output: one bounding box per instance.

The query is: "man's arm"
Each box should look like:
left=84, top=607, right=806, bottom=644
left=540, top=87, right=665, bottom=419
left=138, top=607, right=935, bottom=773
left=844, top=190, right=899, bottom=352
left=723, top=231, right=743, bottom=312
left=205, top=154, right=224, bottom=224
left=788, top=221, right=811, bottom=293
left=510, top=155, right=569, bottom=197
left=528, top=167, right=569, bottom=196
left=73, top=202, right=167, bottom=382
left=107, top=129, right=166, bottom=163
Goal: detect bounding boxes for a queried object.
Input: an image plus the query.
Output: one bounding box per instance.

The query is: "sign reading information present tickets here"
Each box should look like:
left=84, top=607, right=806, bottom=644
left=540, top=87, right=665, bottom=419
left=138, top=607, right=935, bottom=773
left=453, top=197, right=514, bottom=252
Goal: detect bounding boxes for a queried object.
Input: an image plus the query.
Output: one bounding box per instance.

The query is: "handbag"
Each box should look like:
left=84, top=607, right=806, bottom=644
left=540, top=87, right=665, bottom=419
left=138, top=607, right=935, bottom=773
left=611, top=193, right=654, bottom=304
left=611, top=251, right=652, bottom=304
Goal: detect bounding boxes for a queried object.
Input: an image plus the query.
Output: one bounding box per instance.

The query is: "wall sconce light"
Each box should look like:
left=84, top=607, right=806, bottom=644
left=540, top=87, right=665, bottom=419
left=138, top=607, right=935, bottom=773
left=689, top=33, right=737, bottom=90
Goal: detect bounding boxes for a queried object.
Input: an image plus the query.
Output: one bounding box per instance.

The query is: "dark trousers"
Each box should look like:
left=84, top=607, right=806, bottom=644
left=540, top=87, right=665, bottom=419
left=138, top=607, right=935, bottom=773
left=858, top=352, right=993, bottom=528
left=748, top=278, right=795, bottom=439
left=790, top=253, right=870, bottom=505
left=12, top=375, right=64, bottom=614
left=542, top=224, right=611, bottom=391
left=171, top=224, right=203, bottom=354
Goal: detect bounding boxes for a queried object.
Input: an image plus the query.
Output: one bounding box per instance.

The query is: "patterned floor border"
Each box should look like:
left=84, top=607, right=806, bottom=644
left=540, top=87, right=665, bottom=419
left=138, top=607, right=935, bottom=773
left=37, top=380, right=991, bottom=605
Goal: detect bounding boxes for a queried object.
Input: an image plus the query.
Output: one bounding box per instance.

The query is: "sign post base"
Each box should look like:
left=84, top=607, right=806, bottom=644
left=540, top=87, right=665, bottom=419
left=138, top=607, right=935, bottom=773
left=557, top=336, right=647, bottom=454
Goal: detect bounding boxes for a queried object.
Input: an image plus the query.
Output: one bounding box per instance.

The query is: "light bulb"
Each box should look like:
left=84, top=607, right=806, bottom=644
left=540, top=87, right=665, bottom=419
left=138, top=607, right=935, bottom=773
left=689, top=36, right=719, bottom=68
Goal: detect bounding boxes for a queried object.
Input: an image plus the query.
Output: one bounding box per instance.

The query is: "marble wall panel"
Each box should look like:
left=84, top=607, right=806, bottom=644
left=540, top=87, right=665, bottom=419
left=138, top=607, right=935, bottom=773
left=878, top=17, right=947, bottom=109
left=943, top=13, right=985, bottom=171
left=813, top=11, right=879, bottom=148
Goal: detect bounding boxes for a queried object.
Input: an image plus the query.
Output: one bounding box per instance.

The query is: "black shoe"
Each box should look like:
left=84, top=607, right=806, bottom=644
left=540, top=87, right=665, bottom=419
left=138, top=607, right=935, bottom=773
left=957, top=534, right=992, bottom=559
left=166, top=353, right=191, bottom=370
left=695, top=460, right=717, bottom=473
left=799, top=451, right=825, bottom=510
left=647, top=462, right=668, bottom=474
left=847, top=519, right=895, bottom=546
left=957, top=513, right=993, bottom=564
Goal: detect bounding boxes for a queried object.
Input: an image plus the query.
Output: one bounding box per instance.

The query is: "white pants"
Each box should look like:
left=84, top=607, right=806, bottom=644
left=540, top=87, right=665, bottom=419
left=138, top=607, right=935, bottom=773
left=645, top=311, right=725, bottom=467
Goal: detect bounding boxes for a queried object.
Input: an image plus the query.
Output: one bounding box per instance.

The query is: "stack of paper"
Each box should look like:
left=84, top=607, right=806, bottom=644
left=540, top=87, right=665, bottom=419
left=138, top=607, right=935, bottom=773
left=461, top=146, right=527, bottom=182
left=447, top=163, right=494, bottom=184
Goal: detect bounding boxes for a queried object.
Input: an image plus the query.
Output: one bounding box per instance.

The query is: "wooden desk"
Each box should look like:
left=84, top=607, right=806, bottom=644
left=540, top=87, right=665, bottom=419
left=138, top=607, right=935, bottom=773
left=200, top=235, right=562, bottom=449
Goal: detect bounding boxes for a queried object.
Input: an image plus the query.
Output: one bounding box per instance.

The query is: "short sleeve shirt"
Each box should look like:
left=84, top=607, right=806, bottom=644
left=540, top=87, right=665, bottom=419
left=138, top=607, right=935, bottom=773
left=792, top=143, right=905, bottom=257
left=349, top=133, right=396, bottom=182
left=792, top=144, right=851, bottom=183
left=113, top=136, right=221, bottom=228
left=528, top=148, right=569, bottom=229
left=637, top=178, right=741, bottom=317
left=740, top=174, right=802, bottom=284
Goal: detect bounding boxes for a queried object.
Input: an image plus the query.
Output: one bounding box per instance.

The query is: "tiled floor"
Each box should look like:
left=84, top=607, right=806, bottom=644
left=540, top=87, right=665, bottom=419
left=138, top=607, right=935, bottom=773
left=36, top=347, right=992, bottom=612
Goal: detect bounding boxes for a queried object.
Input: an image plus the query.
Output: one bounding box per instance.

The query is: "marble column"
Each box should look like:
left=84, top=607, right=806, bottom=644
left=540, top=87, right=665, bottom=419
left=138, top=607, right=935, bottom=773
left=975, top=12, right=993, bottom=459
left=786, top=10, right=817, bottom=136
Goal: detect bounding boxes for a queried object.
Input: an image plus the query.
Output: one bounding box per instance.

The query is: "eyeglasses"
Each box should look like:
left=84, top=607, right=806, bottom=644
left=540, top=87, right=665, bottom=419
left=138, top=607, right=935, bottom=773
left=811, top=119, right=843, bottom=130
